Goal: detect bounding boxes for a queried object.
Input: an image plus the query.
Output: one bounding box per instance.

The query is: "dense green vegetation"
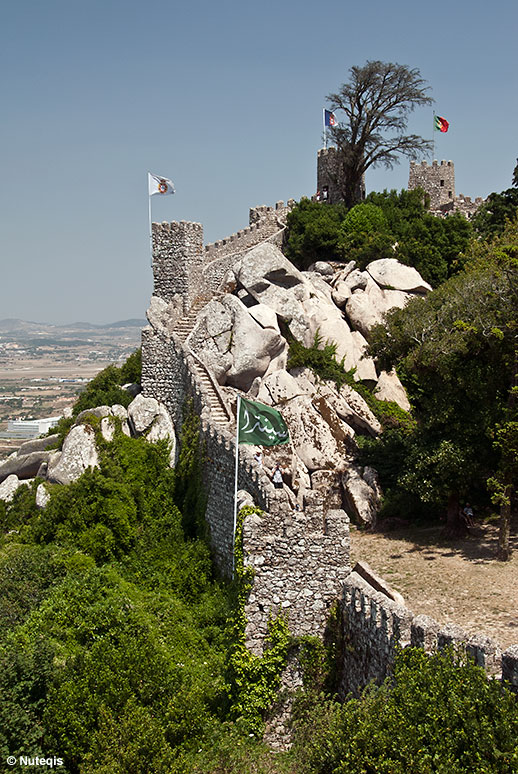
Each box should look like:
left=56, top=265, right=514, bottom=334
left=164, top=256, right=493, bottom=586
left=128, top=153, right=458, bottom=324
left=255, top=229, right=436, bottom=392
left=362, top=219, right=518, bottom=542
left=284, top=190, right=472, bottom=285
left=2, top=421, right=518, bottom=773
left=291, top=647, right=518, bottom=774
left=72, top=348, right=142, bottom=416
left=2, top=166, right=518, bottom=767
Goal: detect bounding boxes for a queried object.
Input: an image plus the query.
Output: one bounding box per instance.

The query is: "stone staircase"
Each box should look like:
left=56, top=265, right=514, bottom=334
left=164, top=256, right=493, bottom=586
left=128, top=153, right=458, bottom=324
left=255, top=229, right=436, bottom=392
left=174, top=296, right=213, bottom=343
left=173, top=295, right=232, bottom=426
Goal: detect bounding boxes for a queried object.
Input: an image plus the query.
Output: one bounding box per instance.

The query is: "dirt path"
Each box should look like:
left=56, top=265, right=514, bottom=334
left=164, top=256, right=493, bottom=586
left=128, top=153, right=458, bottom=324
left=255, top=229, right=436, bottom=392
left=349, top=519, right=518, bottom=650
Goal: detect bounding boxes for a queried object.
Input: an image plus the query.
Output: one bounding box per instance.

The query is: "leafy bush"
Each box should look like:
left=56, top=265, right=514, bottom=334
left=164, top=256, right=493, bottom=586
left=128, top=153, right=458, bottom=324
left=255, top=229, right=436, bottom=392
left=72, top=348, right=141, bottom=417
left=284, top=190, right=472, bottom=286
left=291, top=646, right=518, bottom=773
left=284, top=198, right=347, bottom=269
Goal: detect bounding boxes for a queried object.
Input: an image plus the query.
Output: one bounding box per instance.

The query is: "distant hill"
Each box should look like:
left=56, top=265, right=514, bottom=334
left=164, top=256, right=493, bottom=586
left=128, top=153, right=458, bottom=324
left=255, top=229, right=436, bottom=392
left=0, top=318, right=146, bottom=334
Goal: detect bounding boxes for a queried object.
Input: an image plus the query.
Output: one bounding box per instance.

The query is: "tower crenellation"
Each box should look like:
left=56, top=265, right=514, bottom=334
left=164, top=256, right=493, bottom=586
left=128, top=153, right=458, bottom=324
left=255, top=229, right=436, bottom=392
left=408, top=159, right=456, bottom=211
left=408, top=159, right=485, bottom=218
left=151, top=220, right=204, bottom=315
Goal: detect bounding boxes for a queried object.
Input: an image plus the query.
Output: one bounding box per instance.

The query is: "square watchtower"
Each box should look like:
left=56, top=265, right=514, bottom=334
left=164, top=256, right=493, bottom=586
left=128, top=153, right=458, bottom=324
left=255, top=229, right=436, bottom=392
left=408, top=160, right=455, bottom=211
left=151, top=220, right=204, bottom=316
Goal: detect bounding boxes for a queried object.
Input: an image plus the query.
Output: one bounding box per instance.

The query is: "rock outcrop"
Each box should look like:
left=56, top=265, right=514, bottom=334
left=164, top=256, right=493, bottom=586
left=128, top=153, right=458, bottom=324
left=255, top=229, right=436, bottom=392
left=47, top=424, right=100, bottom=485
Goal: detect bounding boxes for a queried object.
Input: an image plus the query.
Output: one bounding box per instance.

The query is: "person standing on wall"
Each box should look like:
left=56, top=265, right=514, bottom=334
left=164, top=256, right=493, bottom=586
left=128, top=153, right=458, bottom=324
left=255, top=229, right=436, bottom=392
left=272, top=463, right=284, bottom=489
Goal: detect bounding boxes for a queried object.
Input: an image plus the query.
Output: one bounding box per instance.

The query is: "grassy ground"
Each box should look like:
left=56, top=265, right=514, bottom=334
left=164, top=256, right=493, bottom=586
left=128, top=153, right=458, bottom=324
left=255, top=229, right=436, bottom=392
left=350, top=517, right=518, bottom=649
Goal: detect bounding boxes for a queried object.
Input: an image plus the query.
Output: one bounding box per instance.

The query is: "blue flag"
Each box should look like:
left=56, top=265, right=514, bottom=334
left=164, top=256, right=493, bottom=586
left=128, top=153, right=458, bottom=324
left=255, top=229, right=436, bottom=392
left=324, top=109, right=336, bottom=127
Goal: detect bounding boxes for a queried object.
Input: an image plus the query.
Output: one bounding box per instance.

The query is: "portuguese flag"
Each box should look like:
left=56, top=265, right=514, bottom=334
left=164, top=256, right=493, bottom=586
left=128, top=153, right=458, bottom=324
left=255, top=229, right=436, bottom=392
left=434, top=115, right=449, bottom=133
left=238, top=397, right=290, bottom=446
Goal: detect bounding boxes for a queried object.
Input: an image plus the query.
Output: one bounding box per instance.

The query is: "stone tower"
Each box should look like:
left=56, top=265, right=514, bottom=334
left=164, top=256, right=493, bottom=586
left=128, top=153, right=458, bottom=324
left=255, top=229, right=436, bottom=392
left=317, top=147, right=365, bottom=204
left=408, top=160, right=456, bottom=212
left=151, top=220, right=204, bottom=317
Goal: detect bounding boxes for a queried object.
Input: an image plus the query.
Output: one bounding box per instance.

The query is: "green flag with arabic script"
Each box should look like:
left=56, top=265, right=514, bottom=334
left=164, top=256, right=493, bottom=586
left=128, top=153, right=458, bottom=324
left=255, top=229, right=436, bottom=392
left=238, top=397, right=290, bottom=446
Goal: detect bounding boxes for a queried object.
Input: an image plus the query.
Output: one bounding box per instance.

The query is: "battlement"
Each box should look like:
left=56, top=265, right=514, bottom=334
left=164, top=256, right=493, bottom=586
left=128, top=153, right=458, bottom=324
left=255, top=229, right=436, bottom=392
left=410, top=159, right=454, bottom=169
left=151, top=220, right=205, bottom=315
left=408, top=158, right=456, bottom=210
left=339, top=572, right=518, bottom=697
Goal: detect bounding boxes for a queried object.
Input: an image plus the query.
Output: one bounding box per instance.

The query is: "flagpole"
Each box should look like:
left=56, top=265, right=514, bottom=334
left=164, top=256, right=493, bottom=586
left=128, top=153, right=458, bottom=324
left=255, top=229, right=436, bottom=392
left=148, top=175, right=153, bottom=268
left=323, top=108, right=327, bottom=150
left=432, top=112, right=436, bottom=163
left=232, top=395, right=241, bottom=578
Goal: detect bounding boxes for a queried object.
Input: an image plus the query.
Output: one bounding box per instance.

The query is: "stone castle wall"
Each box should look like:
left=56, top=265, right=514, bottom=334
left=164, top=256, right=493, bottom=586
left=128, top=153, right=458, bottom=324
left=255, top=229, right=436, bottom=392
left=142, top=212, right=350, bottom=647
left=142, top=205, right=518, bottom=720
left=142, top=317, right=350, bottom=639
left=409, top=160, right=456, bottom=210
left=201, top=202, right=292, bottom=294
left=317, top=147, right=365, bottom=204
left=408, top=160, right=486, bottom=218
left=151, top=221, right=204, bottom=316
left=339, top=572, right=518, bottom=696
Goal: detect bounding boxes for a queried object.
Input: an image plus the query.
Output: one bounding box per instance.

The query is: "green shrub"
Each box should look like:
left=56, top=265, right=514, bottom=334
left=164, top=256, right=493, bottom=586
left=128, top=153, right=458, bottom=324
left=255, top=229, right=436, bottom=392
left=284, top=198, right=346, bottom=269
left=291, top=646, right=518, bottom=773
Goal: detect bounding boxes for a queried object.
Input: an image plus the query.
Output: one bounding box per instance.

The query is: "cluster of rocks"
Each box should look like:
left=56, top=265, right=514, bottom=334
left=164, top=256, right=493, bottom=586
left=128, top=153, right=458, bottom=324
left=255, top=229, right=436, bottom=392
left=157, top=242, right=431, bottom=527
left=0, top=395, right=176, bottom=507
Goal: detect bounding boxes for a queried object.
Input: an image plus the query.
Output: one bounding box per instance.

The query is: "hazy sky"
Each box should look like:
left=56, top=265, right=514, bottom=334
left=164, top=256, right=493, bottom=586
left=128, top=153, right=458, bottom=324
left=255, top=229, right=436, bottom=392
left=2, top=0, right=517, bottom=324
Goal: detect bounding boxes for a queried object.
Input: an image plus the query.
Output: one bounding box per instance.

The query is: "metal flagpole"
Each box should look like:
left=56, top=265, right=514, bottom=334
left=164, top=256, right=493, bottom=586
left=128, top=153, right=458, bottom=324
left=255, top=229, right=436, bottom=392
left=323, top=108, right=327, bottom=149
left=232, top=395, right=241, bottom=578
left=148, top=176, right=153, bottom=268
left=432, top=112, right=436, bottom=163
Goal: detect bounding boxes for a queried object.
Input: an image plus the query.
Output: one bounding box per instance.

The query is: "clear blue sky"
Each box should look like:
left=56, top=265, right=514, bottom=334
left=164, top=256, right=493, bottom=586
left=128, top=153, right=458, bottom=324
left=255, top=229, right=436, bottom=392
left=1, top=0, right=517, bottom=324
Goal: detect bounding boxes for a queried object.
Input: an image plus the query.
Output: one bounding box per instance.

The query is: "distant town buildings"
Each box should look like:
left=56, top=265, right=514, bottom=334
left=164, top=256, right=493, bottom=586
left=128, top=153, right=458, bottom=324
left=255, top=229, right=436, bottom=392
left=0, top=416, right=61, bottom=440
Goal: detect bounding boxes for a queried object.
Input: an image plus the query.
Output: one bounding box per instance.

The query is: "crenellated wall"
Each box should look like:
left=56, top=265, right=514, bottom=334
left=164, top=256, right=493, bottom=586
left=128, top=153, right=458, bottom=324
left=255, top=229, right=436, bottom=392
left=339, top=572, right=518, bottom=696
left=142, top=213, right=351, bottom=632
left=409, top=159, right=456, bottom=211
left=201, top=202, right=293, bottom=293
left=142, top=206, right=518, bottom=737
left=151, top=221, right=205, bottom=315
left=408, top=160, right=486, bottom=217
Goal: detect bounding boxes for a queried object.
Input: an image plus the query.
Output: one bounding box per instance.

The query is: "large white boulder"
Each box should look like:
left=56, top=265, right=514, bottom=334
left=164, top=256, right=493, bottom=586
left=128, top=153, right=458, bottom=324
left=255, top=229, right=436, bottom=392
left=248, top=304, right=280, bottom=332
left=280, top=395, right=348, bottom=472
left=47, top=424, right=100, bottom=485
left=345, top=292, right=383, bottom=339
left=145, top=404, right=177, bottom=466
left=127, top=394, right=161, bottom=436
left=366, top=258, right=432, bottom=294
left=375, top=370, right=411, bottom=412
left=342, top=465, right=382, bottom=526
left=0, top=450, right=54, bottom=484
left=254, top=369, right=305, bottom=406
left=0, top=474, right=23, bottom=502
left=223, top=295, right=285, bottom=391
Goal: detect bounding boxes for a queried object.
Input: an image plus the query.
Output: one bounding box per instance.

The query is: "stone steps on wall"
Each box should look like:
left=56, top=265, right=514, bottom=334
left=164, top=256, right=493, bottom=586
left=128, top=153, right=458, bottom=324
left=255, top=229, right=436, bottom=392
left=171, top=294, right=231, bottom=426
left=191, top=362, right=229, bottom=424
left=175, top=296, right=211, bottom=343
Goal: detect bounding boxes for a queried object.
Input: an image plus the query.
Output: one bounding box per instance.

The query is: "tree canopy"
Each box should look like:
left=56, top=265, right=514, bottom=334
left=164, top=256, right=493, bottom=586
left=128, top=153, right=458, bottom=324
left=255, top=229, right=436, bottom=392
left=364, top=220, right=518, bottom=545
left=284, top=189, right=472, bottom=286
left=326, top=61, right=433, bottom=207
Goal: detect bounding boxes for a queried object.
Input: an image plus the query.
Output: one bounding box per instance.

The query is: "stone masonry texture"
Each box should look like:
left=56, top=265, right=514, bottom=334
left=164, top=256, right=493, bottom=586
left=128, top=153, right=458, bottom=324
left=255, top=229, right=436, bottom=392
left=141, top=201, right=518, bottom=743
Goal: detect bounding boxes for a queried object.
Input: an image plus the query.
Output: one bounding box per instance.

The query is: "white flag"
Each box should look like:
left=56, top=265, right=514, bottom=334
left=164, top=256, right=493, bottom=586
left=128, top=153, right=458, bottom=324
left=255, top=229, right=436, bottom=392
left=148, top=172, right=175, bottom=196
